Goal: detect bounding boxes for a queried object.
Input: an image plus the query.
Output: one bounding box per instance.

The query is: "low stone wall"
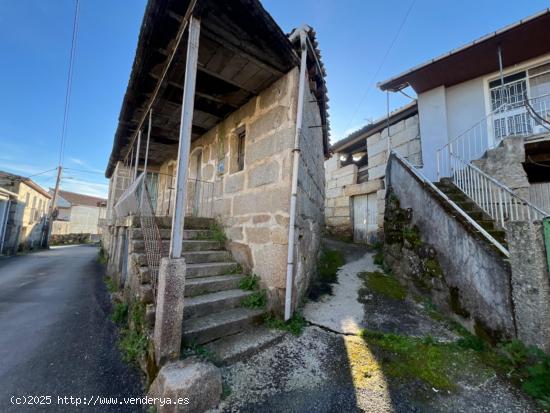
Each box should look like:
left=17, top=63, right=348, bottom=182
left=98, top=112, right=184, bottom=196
left=50, top=233, right=92, bottom=245
left=384, top=155, right=516, bottom=342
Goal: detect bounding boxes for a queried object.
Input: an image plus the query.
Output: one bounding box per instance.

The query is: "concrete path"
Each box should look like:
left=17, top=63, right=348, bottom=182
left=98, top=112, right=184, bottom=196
left=0, top=245, right=143, bottom=412
left=215, top=240, right=541, bottom=413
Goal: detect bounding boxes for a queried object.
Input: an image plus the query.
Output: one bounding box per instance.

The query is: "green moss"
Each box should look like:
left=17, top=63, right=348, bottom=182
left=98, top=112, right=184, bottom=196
left=359, top=271, right=406, bottom=301
left=309, top=248, right=345, bottom=300
left=241, top=290, right=267, bottom=309
left=359, top=329, right=485, bottom=391
left=424, top=258, right=443, bottom=278
left=209, top=221, right=227, bottom=243
left=97, top=246, right=108, bottom=264
left=449, top=287, right=470, bottom=318
left=239, top=274, right=260, bottom=291
left=264, top=312, right=306, bottom=336
left=181, top=341, right=216, bottom=362
left=373, top=251, right=384, bottom=266
left=402, top=226, right=422, bottom=249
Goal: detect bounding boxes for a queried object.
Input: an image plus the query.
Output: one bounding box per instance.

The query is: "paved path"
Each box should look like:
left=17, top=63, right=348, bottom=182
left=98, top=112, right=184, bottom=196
left=0, top=245, right=143, bottom=412
left=217, top=239, right=541, bottom=412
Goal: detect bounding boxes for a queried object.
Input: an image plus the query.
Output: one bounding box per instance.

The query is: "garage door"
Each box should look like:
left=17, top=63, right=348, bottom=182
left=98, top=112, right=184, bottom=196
left=353, top=193, right=378, bottom=243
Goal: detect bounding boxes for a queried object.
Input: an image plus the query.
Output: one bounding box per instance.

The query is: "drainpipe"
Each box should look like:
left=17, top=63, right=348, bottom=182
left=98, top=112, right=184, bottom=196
left=284, top=29, right=308, bottom=321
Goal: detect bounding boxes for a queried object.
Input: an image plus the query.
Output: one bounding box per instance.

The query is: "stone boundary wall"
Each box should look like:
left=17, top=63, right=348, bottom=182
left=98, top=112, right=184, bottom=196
left=385, top=155, right=516, bottom=341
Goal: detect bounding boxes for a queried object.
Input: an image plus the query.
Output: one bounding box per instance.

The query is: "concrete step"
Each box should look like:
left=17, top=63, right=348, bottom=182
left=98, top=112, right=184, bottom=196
left=186, top=262, right=239, bottom=278
left=183, top=289, right=252, bottom=320
left=182, top=308, right=264, bottom=345
left=181, top=250, right=232, bottom=264
left=204, top=327, right=286, bottom=365
left=182, top=240, right=223, bottom=251
left=183, top=230, right=214, bottom=240
left=185, top=274, right=244, bottom=297
left=138, top=266, right=150, bottom=284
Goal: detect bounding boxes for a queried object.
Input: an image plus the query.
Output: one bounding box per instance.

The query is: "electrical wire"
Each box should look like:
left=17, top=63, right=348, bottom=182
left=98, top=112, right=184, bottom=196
left=343, top=0, right=417, bottom=134
left=58, top=0, right=81, bottom=167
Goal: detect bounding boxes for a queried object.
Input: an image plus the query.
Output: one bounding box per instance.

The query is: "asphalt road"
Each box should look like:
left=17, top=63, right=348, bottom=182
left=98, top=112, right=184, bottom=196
left=0, top=245, right=144, bottom=412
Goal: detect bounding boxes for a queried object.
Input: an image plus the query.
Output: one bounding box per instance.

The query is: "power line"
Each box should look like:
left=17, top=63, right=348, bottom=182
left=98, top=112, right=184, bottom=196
left=343, top=0, right=417, bottom=135
left=58, top=0, right=81, bottom=167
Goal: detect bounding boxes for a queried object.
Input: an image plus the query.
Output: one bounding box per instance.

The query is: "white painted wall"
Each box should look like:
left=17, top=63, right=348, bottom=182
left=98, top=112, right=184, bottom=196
left=418, top=86, right=448, bottom=181
left=445, top=76, right=487, bottom=140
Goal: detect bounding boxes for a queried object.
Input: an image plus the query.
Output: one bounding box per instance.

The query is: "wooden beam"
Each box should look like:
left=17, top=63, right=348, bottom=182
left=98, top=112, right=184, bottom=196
left=197, top=64, right=258, bottom=94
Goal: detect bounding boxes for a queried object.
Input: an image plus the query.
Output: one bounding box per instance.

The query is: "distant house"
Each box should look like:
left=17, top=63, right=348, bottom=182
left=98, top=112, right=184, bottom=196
left=51, top=190, right=107, bottom=235
left=325, top=102, right=421, bottom=242
left=0, top=171, right=52, bottom=254
left=0, top=187, right=17, bottom=254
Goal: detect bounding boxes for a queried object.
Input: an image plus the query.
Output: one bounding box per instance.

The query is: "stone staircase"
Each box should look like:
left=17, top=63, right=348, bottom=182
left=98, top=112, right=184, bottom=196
left=434, top=178, right=507, bottom=247
left=129, top=216, right=269, bottom=359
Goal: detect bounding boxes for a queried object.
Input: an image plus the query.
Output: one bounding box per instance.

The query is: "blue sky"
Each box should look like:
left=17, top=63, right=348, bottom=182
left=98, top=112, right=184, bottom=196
left=0, top=0, right=548, bottom=197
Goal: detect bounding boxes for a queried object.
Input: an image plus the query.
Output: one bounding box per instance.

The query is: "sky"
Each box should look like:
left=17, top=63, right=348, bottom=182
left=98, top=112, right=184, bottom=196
left=0, top=0, right=548, bottom=197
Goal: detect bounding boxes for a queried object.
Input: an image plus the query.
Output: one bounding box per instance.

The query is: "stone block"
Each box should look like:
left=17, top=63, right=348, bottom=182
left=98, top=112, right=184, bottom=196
left=224, top=173, right=244, bottom=194
left=334, top=207, right=350, bottom=217
left=232, top=186, right=290, bottom=216
left=271, top=226, right=288, bottom=245
left=368, top=164, right=386, bottom=180
left=331, top=164, right=357, bottom=179
left=253, top=244, right=288, bottom=289
left=248, top=106, right=290, bottom=142
left=213, top=199, right=231, bottom=217
left=275, top=214, right=289, bottom=226
left=259, top=72, right=290, bottom=110
left=325, top=187, right=343, bottom=199
left=228, top=241, right=254, bottom=273
left=248, top=160, right=279, bottom=188
left=405, top=114, right=419, bottom=128
left=334, top=196, right=350, bottom=208
left=245, top=226, right=271, bottom=244
left=343, top=180, right=383, bottom=197
left=154, top=257, right=186, bottom=366
left=246, top=128, right=294, bottom=165
left=228, top=226, right=243, bottom=241
left=148, top=357, right=222, bottom=413
left=252, top=214, right=271, bottom=224
left=389, top=119, right=405, bottom=135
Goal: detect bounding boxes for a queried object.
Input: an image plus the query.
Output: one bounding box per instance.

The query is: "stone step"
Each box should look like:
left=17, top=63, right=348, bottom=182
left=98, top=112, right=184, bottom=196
left=182, top=308, right=264, bottom=345
left=181, top=250, right=232, bottom=264
left=204, top=327, right=286, bottom=365
left=183, top=289, right=252, bottom=320
left=129, top=228, right=214, bottom=241
left=138, top=266, right=151, bottom=284
left=185, top=274, right=244, bottom=297
left=129, top=239, right=171, bottom=254
left=182, top=240, right=223, bottom=251
left=184, top=217, right=215, bottom=230
left=186, top=262, right=239, bottom=278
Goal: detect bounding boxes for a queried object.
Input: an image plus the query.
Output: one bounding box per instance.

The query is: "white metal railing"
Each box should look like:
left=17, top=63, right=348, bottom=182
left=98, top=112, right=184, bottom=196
left=156, top=177, right=214, bottom=218
left=450, top=154, right=548, bottom=228
left=391, top=151, right=510, bottom=256
left=437, top=93, right=550, bottom=179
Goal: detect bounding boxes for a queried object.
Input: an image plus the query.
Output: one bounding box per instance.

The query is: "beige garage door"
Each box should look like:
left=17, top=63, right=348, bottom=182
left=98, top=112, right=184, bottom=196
left=353, top=193, right=378, bottom=243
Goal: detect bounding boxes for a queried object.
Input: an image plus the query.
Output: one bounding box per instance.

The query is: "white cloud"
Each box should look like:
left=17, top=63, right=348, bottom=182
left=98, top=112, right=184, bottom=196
left=61, top=177, right=108, bottom=198
left=69, top=157, right=86, bottom=166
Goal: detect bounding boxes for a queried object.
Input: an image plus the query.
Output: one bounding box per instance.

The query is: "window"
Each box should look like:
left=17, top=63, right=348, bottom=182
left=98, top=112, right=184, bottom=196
left=237, top=129, right=246, bottom=171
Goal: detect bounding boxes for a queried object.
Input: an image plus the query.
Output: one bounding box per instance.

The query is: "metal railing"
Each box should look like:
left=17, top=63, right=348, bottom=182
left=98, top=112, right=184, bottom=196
left=391, top=151, right=510, bottom=257
left=437, top=93, right=550, bottom=179
left=156, top=177, right=214, bottom=218
left=450, top=154, right=548, bottom=229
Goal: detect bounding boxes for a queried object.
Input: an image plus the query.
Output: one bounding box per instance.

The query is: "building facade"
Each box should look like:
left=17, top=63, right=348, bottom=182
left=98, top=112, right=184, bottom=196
left=0, top=171, right=51, bottom=254
left=51, top=190, right=107, bottom=236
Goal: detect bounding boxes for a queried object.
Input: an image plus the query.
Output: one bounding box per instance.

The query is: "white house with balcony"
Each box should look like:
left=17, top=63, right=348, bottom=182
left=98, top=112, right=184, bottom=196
left=379, top=8, right=550, bottom=214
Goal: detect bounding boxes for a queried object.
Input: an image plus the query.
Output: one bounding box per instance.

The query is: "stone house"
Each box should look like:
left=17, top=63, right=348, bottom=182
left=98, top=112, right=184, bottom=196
left=102, top=0, right=328, bottom=368
left=0, top=171, right=51, bottom=254
left=325, top=102, right=421, bottom=242
left=0, top=187, right=17, bottom=255
left=376, top=10, right=550, bottom=352
left=51, top=190, right=107, bottom=236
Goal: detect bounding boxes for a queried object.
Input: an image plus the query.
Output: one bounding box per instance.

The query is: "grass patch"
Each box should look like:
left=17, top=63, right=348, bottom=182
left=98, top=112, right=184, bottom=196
left=104, top=276, right=117, bottom=293
left=239, top=274, right=260, bottom=291
left=359, top=329, right=484, bottom=391
left=359, top=271, right=406, bottom=301
left=97, top=246, right=108, bottom=264
left=264, top=312, right=306, bottom=336
left=308, top=248, right=345, bottom=300
left=241, top=290, right=267, bottom=309
left=373, top=251, right=384, bottom=266
left=209, top=222, right=227, bottom=243
left=111, top=302, right=128, bottom=324
left=181, top=341, right=216, bottom=362
left=118, top=302, right=148, bottom=365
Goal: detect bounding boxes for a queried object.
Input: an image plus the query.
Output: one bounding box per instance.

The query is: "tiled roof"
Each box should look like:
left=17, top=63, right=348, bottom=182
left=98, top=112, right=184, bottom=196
left=57, top=190, right=107, bottom=207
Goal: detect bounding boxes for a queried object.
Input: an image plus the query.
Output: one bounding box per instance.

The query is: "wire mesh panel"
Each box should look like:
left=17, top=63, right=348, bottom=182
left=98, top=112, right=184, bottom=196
left=140, top=180, right=167, bottom=300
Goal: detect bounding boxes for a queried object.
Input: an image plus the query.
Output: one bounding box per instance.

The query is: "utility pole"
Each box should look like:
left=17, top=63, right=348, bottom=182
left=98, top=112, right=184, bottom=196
left=45, top=166, right=62, bottom=247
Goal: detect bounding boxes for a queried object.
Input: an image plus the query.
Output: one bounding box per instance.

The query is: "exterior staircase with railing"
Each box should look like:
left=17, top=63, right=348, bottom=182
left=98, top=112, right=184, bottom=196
left=129, top=216, right=278, bottom=362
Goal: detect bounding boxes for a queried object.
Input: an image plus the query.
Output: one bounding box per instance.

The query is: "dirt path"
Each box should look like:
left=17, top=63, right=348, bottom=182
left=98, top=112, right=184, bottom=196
left=215, top=240, right=542, bottom=412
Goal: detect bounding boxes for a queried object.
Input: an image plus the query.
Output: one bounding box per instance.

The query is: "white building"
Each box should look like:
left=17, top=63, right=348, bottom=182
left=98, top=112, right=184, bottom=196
left=51, top=190, right=107, bottom=235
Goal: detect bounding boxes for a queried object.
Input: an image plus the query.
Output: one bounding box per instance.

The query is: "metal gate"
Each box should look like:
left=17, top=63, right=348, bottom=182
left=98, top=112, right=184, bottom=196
left=353, top=193, right=378, bottom=243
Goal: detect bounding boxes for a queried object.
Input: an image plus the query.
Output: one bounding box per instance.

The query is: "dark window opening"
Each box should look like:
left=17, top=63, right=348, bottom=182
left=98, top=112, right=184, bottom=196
left=237, top=130, right=246, bottom=171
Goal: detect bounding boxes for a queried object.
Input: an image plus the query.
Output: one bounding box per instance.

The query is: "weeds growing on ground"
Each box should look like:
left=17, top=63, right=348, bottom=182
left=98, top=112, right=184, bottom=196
left=241, top=290, right=267, bottom=309
left=104, top=276, right=117, bottom=293
left=359, top=271, right=406, bottom=301
left=264, top=312, right=307, bottom=336
left=111, top=302, right=128, bottom=324
left=239, top=274, right=260, bottom=291
left=181, top=341, right=216, bottom=362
